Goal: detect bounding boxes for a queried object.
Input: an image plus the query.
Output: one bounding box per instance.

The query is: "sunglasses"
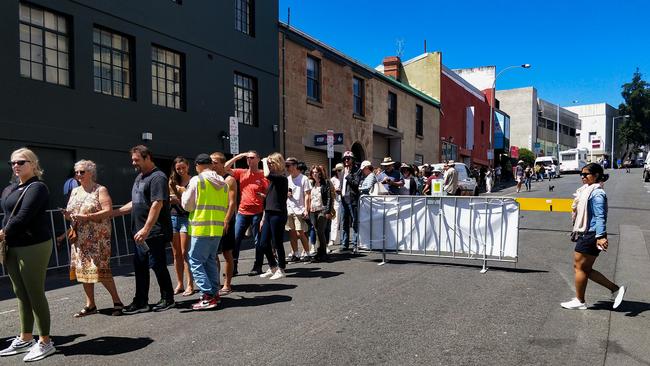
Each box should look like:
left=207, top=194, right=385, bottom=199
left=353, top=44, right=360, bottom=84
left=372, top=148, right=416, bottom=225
left=8, top=160, right=30, bottom=166
left=246, top=156, right=257, bottom=160
left=580, top=172, right=592, bottom=177
left=75, top=170, right=86, bottom=175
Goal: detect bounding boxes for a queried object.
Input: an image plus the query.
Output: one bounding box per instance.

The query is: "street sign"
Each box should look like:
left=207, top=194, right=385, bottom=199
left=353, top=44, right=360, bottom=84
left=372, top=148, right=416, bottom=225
left=229, top=116, right=239, bottom=154
left=327, top=129, right=334, bottom=159
left=487, top=149, right=494, bottom=160
left=229, top=116, right=239, bottom=136
left=314, top=133, right=343, bottom=146
left=510, top=146, right=519, bottom=159
left=534, top=142, right=542, bottom=155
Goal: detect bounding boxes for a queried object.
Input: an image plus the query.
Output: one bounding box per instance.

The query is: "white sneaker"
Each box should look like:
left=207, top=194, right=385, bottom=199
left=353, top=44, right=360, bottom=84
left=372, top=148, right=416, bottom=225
left=561, top=298, right=587, bottom=310
left=259, top=268, right=276, bottom=278
left=269, top=268, right=286, bottom=280
left=23, top=341, right=55, bottom=362
left=0, top=337, right=35, bottom=356
left=613, top=285, right=626, bottom=309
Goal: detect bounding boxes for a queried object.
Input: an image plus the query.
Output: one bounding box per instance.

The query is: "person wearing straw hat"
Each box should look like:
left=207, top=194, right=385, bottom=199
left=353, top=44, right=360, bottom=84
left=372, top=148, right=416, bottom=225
left=376, top=157, right=403, bottom=195
left=442, top=160, right=458, bottom=195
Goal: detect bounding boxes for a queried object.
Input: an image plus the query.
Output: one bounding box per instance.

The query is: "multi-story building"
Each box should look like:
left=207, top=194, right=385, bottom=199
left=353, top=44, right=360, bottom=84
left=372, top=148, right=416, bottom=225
left=279, top=24, right=440, bottom=169
left=565, top=103, right=620, bottom=162
left=377, top=53, right=492, bottom=168
left=496, top=87, right=581, bottom=157
left=0, top=0, right=279, bottom=207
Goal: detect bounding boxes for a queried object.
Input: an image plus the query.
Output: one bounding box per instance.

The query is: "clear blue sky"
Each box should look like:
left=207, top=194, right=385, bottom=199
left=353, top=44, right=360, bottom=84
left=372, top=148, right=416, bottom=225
left=279, top=0, right=649, bottom=108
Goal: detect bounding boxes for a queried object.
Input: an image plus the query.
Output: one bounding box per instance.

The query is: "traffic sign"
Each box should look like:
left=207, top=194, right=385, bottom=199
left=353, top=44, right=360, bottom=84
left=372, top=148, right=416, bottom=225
left=230, top=135, right=239, bottom=155
left=314, top=133, right=343, bottom=146
left=327, top=129, right=334, bottom=158
left=229, top=116, right=239, bottom=136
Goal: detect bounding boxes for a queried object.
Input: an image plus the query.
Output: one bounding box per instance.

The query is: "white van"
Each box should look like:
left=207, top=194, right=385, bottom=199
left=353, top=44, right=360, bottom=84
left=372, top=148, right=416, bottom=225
left=534, top=156, right=561, bottom=178
left=432, top=162, right=479, bottom=196
left=559, top=148, right=589, bottom=173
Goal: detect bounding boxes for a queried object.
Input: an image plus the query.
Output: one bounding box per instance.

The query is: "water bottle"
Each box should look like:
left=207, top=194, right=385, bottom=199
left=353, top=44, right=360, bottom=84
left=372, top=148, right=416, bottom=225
left=138, top=241, right=150, bottom=253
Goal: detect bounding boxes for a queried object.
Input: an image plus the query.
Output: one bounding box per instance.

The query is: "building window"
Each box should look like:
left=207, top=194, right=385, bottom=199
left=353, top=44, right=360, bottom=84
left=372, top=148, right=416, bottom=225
left=19, top=3, right=70, bottom=86
left=353, top=77, right=365, bottom=116
left=93, top=27, right=132, bottom=99
left=306, top=56, right=321, bottom=102
left=388, top=92, right=397, bottom=128
left=569, top=128, right=576, bottom=137
left=415, top=104, right=423, bottom=136
left=234, top=72, right=258, bottom=126
left=441, top=141, right=458, bottom=162
left=151, top=45, right=183, bottom=110
left=546, top=119, right=556, bottom=131
left=235, top=0, right=254, bottom=36
left=588, top=132, right=597, bottom=141
left=414, top=154, right=424, bottom=165
left=481, top=120, right=485, bottom=135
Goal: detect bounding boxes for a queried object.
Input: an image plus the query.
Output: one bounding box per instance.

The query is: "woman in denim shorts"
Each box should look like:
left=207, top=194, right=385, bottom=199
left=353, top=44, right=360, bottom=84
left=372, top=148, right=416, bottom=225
left=561, top=163, right=626, bottom=310
left=169, top=157, right=194, bottom=296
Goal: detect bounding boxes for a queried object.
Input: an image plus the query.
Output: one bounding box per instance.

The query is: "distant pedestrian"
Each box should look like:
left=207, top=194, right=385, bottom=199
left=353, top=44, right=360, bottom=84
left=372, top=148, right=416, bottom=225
left=624, top=159, right=631, bottom=173
left=443, top=161, right=459, bottom=195
left=258, top=153, right=289, bottom=280
left=377, top=157, right=403, bottom=195
left=534, top=164, right=542, bottom=182
left=495, top=166, right=502, bottom=184
left=358, top=161, right=377, bottom=195
left=399, top=163, right=418, bottom=195
left=307, top=165, right=335, bottom=262
left=524, top=166, right=532, bottom=191
left=561, top=163, right=626, bottom=310
left=339, top=151, right=361, bottom=251
left=328, top=163, right=344, bottom=249
left=485, top=168, right=493, bottom=193
left=0, top=148, right=55, bottom=361
left=181, top=154, right=228, bottom=310
left=514, top=161, right=525, bottom=193
left=168, top=156, right=194, bottom=296
left=549, top=163, right=557, bottom=180
left=284, top=157, right=312, bottom=262
left=113, top=145, right=175, bottom=314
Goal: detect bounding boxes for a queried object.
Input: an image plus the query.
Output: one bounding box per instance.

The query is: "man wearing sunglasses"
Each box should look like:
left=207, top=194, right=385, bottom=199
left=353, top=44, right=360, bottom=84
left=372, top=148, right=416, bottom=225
left=225, top=151, right=269, bottom=275
left=339, top=151, right=362, bottom=252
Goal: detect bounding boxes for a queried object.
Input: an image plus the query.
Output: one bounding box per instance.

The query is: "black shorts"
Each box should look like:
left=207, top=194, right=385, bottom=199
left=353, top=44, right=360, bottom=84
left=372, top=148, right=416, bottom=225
left=218, top=220, right=236, bottom=252
left=574, top=232, right=600, bottom=257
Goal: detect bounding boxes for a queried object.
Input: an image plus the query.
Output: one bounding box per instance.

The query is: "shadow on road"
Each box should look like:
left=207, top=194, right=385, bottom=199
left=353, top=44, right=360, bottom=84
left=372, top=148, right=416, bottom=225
left=284, top=267, right=344, bottom=278
left=175, top=294, right=293, bottom=312
left=232, top=283, right=297, bottom=293
left=591, top=299, right=650, bottom=317
left=367, top=258, right=549, bottom=273
left=56, top=335, right=154, bottom=356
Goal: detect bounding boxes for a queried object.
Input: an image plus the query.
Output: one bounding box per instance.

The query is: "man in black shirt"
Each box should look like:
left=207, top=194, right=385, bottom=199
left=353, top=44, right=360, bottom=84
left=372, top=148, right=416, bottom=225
left=113, top=145, right=174, bottom=314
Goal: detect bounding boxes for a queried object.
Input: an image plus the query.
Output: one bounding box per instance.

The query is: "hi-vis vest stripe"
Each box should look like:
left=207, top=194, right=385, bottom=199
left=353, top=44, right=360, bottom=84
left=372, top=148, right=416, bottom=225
left=189, top=174, right=228, bottom=237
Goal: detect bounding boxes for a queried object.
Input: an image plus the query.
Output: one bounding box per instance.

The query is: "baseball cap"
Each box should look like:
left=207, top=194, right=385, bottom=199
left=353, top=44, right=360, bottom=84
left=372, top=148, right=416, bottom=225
left=195, top=153, right=212, bottom=165
left=360, top=160, right=372, bottom=170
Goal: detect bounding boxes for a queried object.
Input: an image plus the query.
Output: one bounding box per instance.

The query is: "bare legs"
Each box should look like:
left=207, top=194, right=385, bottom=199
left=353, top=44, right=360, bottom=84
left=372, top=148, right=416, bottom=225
left=81, top=279, right=122, bottom=307
left=171, top=232, right=184, bottom=294
left=222, top=249, right=234, bottom=291
left=573, top=252, right=619, bottom=302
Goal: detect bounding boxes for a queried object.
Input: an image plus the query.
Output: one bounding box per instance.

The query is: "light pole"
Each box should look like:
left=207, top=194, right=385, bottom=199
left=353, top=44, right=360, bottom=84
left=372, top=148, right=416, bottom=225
left=611, top=114, right=630, bottom=168
left=489, top=64, right=530, bottom=168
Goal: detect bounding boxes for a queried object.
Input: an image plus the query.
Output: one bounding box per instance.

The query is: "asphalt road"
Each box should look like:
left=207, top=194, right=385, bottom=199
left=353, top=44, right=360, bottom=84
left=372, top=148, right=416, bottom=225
left=1, top=168, right=649, bottom=365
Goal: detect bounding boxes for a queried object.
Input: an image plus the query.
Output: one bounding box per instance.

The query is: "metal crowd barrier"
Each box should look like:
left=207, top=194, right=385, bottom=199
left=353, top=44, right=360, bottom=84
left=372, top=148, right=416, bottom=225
left=0, top=206, right=134, bottom=278
left=358, top=195, right=520, bottom=273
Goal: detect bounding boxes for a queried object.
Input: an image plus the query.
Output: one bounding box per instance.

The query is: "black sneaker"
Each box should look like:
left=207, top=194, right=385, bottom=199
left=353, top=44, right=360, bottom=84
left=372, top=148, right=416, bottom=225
left=233, top=263, right=239, bottom=276
left=152, top=299, right=175, bottom=312
left=299, top=255, right=312, bottom=262
left=122, top=302, right=150, bottom=315
left=286, top=254, right=300, bottom=262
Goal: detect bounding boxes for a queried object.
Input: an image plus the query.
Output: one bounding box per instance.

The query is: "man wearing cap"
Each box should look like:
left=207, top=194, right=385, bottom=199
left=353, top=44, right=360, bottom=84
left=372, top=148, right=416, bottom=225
left=443, top=160, right=458, bottom=195
left=376, top=157, right=403, bottom=195
left=358, top=161, right=377, bottom=195
left=328, top=163, right=344, bottom=248
left=284, top=157, right=312, bottom=262
left=181, top=154, right=228, bottom=310
left=339, top=151, right=362, bottom=251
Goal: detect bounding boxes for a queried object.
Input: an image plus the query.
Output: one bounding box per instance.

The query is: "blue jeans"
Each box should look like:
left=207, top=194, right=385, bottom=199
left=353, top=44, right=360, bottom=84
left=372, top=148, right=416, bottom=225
left=258, top=212, right=288, bottom=269
left=188, top=236, right=221, bottom=296
left=340, top=199, right=358, bottom=248
left=133, top=236, right=174, bottom=305
left=233, top=212, right=263, bottom=266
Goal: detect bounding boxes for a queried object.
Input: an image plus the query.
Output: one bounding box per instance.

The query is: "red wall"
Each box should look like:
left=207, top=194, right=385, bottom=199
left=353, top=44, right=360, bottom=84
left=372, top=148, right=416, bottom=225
left=440, top=72, right=492, bottom=167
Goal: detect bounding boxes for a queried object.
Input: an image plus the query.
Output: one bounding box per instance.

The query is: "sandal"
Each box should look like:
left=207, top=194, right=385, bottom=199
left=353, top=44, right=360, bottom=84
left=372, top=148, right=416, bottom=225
left=74, top=306, right=97, bottom=318
left=173, top=287, right=185, bottom=295
left=182, top=289, right=195, bottom=297
left=111, top=302, right=124, bottom=316
left=218, top=288, right=232, bottom=296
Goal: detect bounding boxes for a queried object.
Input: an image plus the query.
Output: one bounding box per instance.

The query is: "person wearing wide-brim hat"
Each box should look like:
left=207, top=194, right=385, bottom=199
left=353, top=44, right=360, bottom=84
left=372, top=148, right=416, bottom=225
left=339, top=151, right=362, bottom=251
left=442, top=159, right=458, bottom=195
left=377, top=157, right=403, bottom=195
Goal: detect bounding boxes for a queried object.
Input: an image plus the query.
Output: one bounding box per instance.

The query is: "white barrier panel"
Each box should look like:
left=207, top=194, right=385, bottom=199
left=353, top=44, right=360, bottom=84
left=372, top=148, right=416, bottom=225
left=358, top=196, right=519, bottom=263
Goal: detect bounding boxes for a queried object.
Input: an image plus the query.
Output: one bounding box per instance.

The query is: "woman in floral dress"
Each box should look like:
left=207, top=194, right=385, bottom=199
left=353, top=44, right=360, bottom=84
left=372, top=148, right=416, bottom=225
left=65, top=160, right=123, bottom=317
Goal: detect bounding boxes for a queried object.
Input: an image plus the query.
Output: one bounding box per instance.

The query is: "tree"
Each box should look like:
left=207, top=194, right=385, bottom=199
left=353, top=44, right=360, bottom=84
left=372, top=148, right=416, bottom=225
left=518, top=148, right=535, bottom=166
left=618, top=68, right=650, bottom=152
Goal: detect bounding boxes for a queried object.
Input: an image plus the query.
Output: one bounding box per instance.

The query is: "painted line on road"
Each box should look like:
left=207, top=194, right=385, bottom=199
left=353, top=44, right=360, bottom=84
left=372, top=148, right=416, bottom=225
left=0, top=310, right=16, bottom=315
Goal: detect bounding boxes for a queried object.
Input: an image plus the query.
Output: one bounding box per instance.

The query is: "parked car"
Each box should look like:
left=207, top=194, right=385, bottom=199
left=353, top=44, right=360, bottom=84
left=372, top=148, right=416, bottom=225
left=534, top=156, right=561, bottom=178
left=432, top=162, right=479, bottom=196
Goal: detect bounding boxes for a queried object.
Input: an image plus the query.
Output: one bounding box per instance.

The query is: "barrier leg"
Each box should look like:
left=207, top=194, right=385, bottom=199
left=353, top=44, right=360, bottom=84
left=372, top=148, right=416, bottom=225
left=480, top=198, right=489, bottom=274
left=378, top=199, right=387, bottom=266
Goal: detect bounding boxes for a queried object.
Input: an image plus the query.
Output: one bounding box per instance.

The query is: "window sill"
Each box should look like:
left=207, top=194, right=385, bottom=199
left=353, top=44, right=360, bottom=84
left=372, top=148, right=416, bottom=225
left=306, top=98, right=323, bottom=108
left=388, top=126, right=399, bottom=132
left=416, top=134, right=424, bottom=140
left=353, top=113, right=366, bottom=121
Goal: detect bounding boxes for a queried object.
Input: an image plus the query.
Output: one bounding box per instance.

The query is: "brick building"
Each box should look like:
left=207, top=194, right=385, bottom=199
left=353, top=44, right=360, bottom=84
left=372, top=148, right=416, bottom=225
left=279, top=24, right=440, bottom=169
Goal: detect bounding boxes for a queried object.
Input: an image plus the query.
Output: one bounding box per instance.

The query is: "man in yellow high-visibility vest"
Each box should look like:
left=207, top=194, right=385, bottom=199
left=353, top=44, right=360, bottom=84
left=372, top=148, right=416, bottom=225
left=181, top=153, right=228, bottom=310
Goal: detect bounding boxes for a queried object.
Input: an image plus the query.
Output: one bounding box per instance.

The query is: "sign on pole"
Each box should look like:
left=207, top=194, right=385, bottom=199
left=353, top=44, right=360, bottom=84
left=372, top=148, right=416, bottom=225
left=487, top=149, right=494, bottom=160
left=229, top=116, right=239, bottom=155
left=326, top=129, right=334, bottom=159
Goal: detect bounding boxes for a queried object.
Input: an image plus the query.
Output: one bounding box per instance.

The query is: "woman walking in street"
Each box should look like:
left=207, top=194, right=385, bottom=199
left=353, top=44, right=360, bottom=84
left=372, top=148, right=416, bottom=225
left=258, top=153, right=289, bottom=280
left=169, top=157, right=194, bottom=296
left=524, top=165, right=533, bottom=191
left=561, top=163, right=626, bottom=310
left=514, top=161, right=525, bottom=193
left=64, top=160, right=124, bottom=317
left=0, top=148, right=55, bottom=361
left=307, top=165, right=335, bottom=262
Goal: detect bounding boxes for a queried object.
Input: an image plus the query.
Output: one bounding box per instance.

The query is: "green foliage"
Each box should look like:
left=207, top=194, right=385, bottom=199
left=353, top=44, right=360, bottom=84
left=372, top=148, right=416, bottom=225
left=518, top=148, right=536, bottom=166
left=618, top=68, right=650, bottom=148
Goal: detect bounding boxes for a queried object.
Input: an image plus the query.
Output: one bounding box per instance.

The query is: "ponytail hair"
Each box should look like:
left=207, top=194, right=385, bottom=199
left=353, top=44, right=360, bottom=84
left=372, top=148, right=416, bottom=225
left=583, top=162, right=609, bottom=183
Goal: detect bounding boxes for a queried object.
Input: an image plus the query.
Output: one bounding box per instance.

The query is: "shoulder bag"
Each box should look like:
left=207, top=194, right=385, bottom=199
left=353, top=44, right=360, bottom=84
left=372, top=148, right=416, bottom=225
left=0, top=182, right=37, bottom=264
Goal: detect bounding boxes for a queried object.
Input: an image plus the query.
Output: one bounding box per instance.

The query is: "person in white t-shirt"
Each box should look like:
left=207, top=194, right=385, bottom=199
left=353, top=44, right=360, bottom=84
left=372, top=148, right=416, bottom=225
left=284, top=157, right=312, bottom=262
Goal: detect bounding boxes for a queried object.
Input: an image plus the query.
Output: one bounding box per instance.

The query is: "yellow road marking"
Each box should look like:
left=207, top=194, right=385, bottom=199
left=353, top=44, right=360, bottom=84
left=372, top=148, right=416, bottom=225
left=515, top=197, right=573, bottom=212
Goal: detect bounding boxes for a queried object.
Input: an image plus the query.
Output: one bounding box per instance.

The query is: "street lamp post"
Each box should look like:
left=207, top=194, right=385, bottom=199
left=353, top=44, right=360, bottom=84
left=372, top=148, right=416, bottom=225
left=611, top=114, right=630, bottom=168
left=489, top=64, right=531, bottom=168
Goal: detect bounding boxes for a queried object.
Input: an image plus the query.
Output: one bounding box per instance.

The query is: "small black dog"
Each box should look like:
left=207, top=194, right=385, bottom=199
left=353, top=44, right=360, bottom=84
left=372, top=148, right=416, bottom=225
left=548, top=185, right=555, bottom=192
